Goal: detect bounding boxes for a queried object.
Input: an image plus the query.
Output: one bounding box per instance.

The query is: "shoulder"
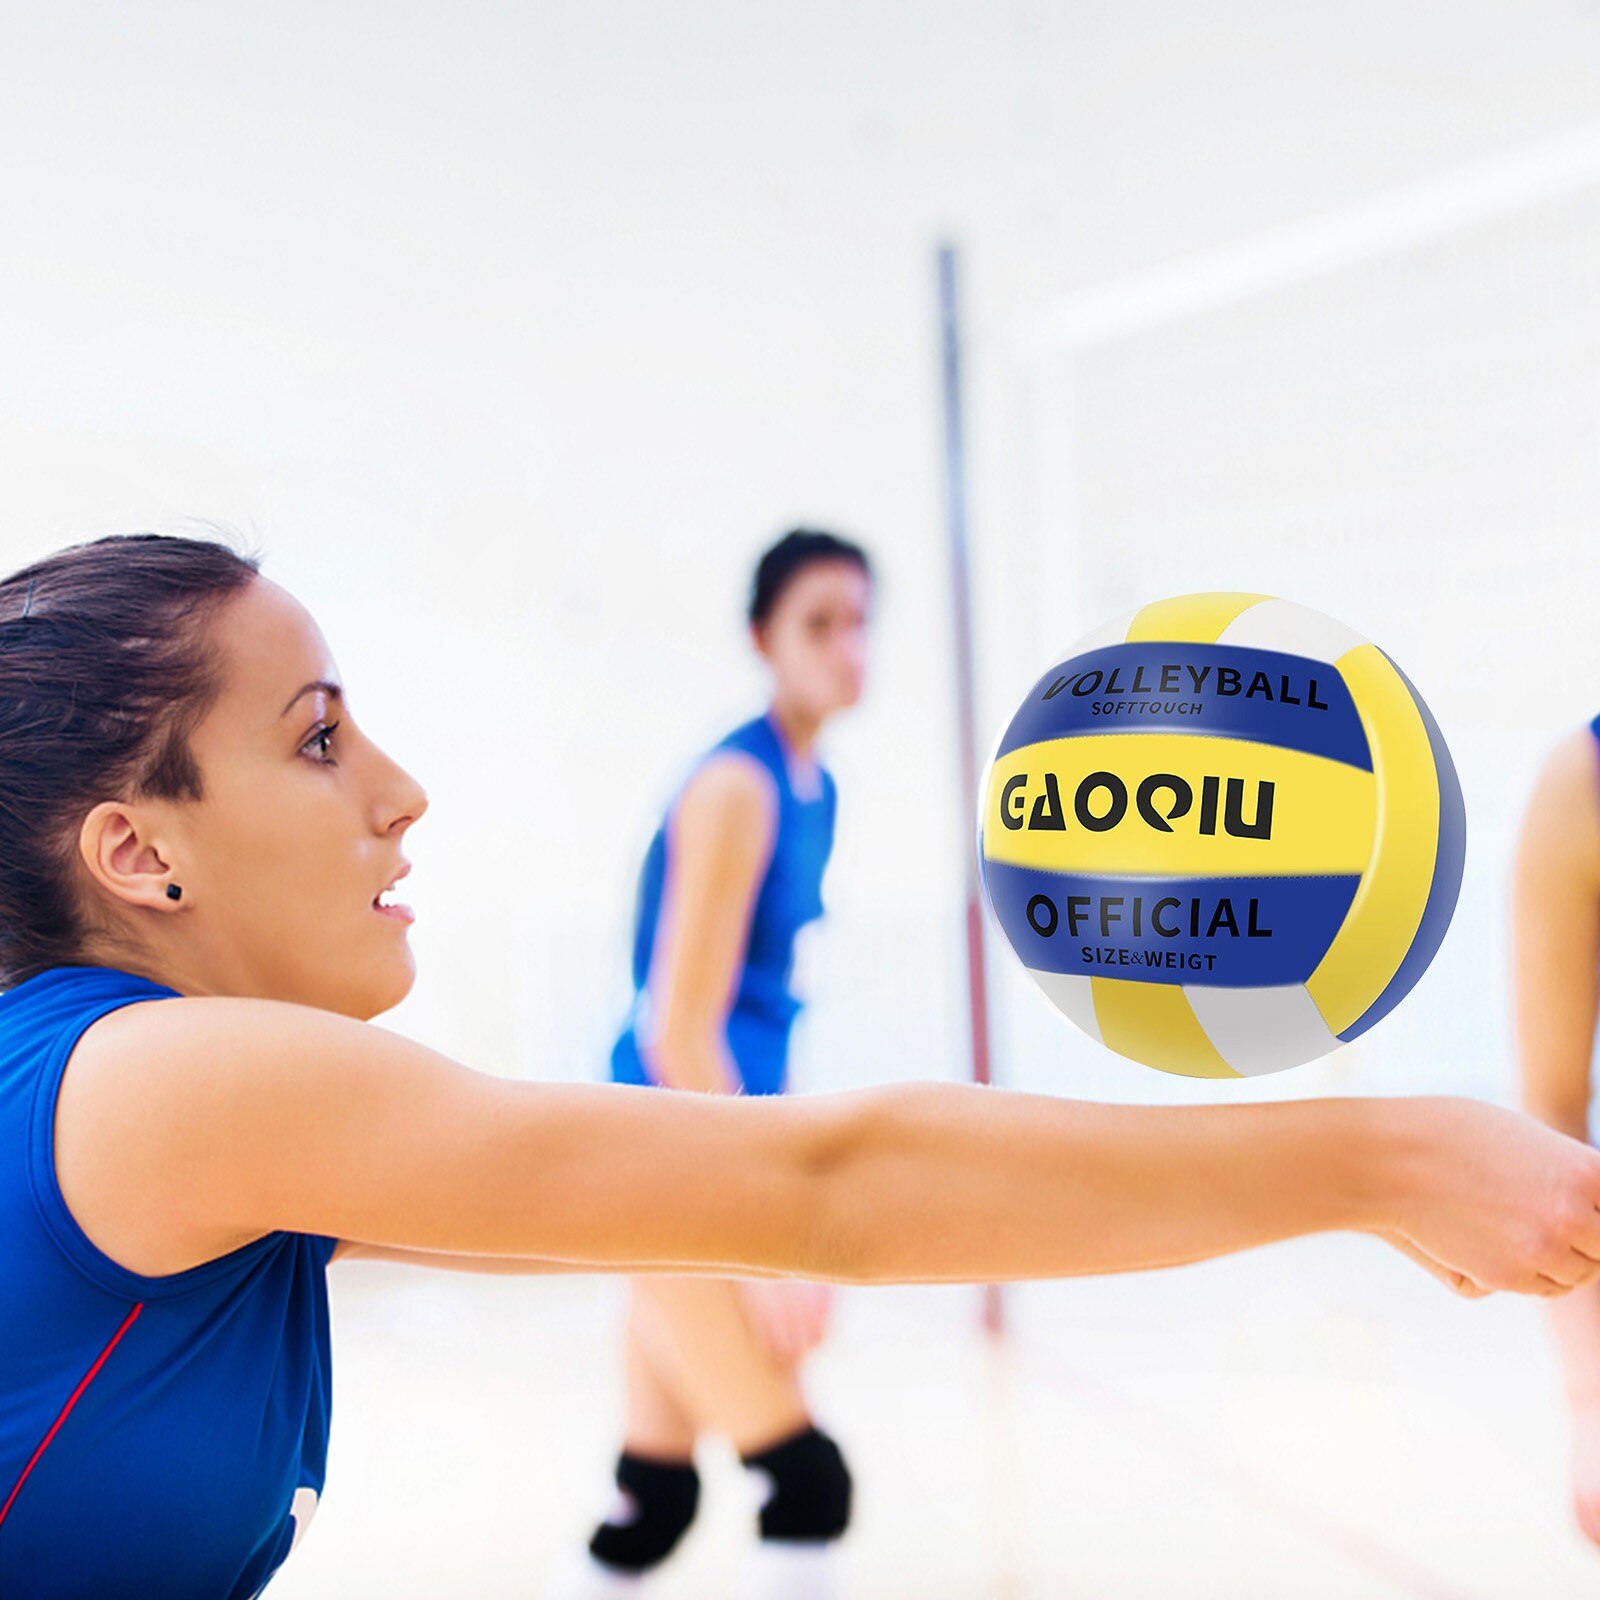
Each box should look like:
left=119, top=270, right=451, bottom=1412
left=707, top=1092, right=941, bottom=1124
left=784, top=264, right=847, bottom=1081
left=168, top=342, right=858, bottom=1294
left=60, top=991, right=476, bottom=1170
left=62, top=992, right=484, bottom=1198
left=66, top=993, right=400, bottom=1122
left=662, top=753, right=780, bottom=883
left=54, top=996, right=397, bottom=1275
left=677, top=749, right=780, bottom=830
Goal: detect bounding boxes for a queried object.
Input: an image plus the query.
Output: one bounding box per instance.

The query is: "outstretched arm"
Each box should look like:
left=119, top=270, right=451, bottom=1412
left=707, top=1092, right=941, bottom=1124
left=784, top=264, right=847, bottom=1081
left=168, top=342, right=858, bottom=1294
left=56, top=994, right=1600, bottom=1296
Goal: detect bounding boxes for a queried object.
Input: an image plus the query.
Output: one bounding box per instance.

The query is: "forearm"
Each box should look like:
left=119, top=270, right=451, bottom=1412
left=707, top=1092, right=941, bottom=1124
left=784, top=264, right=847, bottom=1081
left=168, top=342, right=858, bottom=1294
left=291, top=1061, right=1590, bottom=1296
left=317, top=1080, right=1389, bottom=1278
left=378, top=1081, right=1402, bottom=1281
left=805, top=1082, right=1401, bottom=1284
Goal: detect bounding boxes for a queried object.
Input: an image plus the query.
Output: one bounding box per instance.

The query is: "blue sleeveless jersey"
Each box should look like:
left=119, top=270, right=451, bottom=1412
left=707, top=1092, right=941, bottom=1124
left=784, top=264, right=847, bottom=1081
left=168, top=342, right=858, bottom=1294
left=0, top=964, right=335, bottom=1599
left=611, top=711, right=837, bottom=1097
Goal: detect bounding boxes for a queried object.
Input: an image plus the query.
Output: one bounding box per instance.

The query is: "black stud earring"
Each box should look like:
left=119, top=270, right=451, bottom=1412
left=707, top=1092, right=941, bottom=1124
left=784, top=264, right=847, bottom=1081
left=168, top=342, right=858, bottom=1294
left=166, top=884, right=183, bottom=901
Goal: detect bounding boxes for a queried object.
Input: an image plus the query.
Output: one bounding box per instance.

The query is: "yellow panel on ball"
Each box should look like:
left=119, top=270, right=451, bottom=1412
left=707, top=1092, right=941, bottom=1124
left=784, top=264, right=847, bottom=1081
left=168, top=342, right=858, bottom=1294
left=1304, top=642, right=1442, bottom=1038
left=982, top=734, right=1376, bottom=879
left=1090, top=977, right=1242, bottom=1080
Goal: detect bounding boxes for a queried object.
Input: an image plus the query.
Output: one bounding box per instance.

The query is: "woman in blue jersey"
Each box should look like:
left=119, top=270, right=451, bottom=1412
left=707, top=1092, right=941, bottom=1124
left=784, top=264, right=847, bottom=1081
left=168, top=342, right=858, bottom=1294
left=2, top=530, right=1599, bottom=1600
left=575, top=530, right=868, bottom=1597
left=1511, top=715, right=1600, bottom=1549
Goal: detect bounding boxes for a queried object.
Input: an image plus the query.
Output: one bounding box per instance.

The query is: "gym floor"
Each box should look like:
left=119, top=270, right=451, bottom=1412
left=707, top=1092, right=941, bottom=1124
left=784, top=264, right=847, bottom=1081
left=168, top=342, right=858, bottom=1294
left=267, top=1232, right=1595, bottom=1600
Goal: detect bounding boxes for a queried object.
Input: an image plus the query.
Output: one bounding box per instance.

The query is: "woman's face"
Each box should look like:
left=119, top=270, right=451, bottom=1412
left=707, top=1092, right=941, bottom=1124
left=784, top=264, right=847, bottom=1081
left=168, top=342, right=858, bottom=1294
left=751, top=558, right=871, bottom=721
left=85, top=576, right=429, bottom=1019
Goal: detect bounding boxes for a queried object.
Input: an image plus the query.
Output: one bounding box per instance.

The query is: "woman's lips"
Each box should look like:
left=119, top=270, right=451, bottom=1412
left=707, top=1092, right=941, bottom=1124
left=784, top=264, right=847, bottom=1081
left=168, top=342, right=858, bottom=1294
left=373, top=859, right=414, bottom=923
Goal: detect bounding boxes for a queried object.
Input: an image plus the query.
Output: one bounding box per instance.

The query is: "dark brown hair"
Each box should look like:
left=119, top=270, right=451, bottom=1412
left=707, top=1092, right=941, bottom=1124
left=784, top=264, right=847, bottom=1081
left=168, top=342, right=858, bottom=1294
left=0, top=531, right=263, bottom=987
left=748, top=527, right=873, bottom=626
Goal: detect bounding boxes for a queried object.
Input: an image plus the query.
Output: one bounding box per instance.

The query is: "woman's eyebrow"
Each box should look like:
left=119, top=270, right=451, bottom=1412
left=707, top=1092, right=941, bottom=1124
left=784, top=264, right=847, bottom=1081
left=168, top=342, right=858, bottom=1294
left=281, top=680, right=345, bottom=718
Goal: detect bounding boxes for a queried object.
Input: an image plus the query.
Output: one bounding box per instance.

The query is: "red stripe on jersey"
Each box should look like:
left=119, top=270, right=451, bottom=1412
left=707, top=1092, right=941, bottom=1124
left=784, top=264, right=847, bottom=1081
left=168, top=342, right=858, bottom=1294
left=0, top=1301, right=144, bottom=1529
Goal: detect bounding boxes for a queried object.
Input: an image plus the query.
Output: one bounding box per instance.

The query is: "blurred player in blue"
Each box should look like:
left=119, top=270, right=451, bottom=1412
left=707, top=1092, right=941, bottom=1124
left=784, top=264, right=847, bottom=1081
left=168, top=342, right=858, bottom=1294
left=562, top=529, right=872, bottom=1599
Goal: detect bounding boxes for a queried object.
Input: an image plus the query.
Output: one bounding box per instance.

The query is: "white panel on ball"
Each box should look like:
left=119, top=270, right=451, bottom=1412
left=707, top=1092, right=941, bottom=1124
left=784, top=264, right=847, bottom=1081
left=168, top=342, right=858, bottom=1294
left=1213, top=597, right=1368, bottom=663
left=1184, top=983, right=1344, bottom=1077
left=1024, top=968, right=1105, bottom=1046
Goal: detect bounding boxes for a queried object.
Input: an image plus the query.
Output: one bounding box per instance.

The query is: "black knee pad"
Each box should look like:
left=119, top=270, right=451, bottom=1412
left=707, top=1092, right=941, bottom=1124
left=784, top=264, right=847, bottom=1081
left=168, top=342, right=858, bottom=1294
left=740, top=1424, right=852, bottom=1542
left=588, top=1451, right=701, bottom=1573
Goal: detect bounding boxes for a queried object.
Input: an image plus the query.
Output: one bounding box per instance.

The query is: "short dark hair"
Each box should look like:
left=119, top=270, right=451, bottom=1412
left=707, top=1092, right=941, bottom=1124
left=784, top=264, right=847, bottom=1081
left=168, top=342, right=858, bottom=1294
left=748, top=527, right=873, bottom=626
left=0, top=531, right=263, bottom=987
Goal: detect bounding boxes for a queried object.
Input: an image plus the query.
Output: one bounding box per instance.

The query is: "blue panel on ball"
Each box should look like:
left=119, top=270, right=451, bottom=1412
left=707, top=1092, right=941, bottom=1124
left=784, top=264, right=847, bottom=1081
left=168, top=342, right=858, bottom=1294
left=992, top=643, right=1372, bottom=772
left=980, top=858, right=1361, bottom=988
left=1335, top=650, right=1466, bottom=1042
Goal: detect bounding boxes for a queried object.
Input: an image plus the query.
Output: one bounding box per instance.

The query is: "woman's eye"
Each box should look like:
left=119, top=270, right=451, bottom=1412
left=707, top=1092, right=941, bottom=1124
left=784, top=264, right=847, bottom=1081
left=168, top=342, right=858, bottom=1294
left=303, top=720, right=341, bottom=762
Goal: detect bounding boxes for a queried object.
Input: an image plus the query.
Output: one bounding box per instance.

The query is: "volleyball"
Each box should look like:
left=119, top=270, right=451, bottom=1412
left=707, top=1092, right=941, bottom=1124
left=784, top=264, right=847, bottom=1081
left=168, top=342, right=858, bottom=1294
left=977, top=591, right=1466, bottom=1078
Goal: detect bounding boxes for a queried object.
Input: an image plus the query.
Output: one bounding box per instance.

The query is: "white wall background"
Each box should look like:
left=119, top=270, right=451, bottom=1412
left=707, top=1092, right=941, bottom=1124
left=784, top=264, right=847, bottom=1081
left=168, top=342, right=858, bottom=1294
left=4, top=0, right=1600, bottom=1114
